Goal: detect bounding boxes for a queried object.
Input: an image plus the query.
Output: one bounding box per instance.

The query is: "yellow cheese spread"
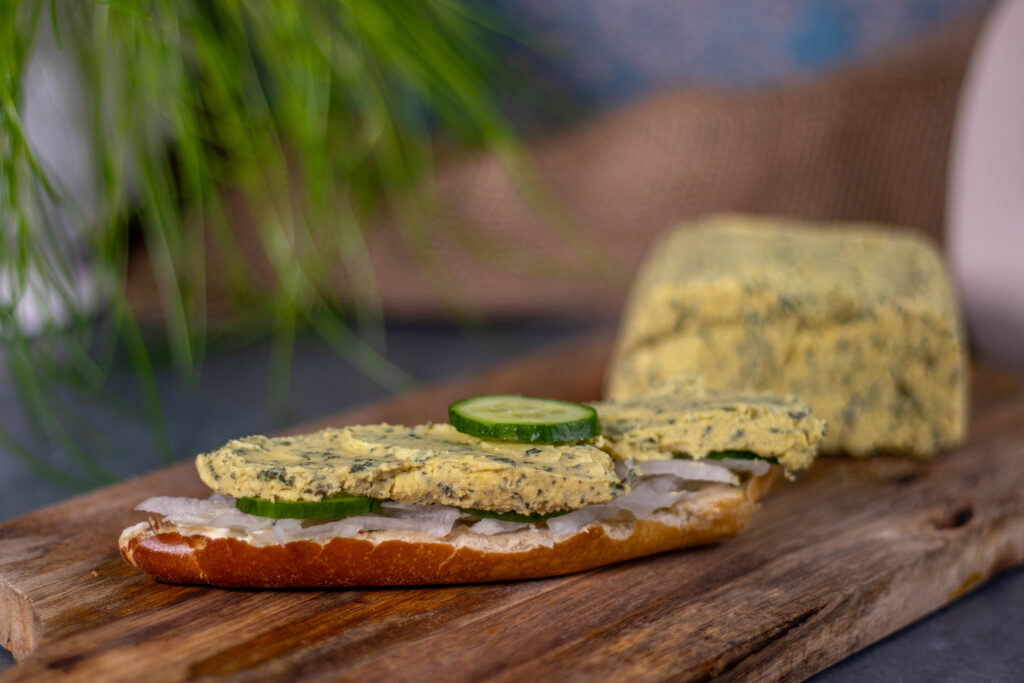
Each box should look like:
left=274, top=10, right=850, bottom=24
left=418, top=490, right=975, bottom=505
left=196, top=423, right=627, bottom=515
left=591, top=376, right=824, bottom=473
left=608, top=215, right=967, bottom=456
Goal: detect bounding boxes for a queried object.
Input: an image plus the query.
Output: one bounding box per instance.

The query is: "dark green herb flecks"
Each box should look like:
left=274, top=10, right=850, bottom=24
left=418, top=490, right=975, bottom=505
left=198, top=423, right=626, bottom=516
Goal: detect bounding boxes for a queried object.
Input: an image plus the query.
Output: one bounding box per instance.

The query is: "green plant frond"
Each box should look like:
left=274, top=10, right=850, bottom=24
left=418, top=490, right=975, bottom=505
left=117, top=303, right=173, bottom=465
left=134, top=153, right=199, bottom=380
left=2, top=0, right=623, bottom=492
left=2, top=328, right=117, bottom=484
left=25, top=184, right=88, bottom=306
left=306, top=304, right=415, bottom=395
left=48, top=0, right=61, bottom=47
left=1, top=95, right=59, bottom=201
left=90, top=1, right=150, bottom=19
left=327, top=200, right=385, bottom=348
left=267, top=301, right=297, bottom=421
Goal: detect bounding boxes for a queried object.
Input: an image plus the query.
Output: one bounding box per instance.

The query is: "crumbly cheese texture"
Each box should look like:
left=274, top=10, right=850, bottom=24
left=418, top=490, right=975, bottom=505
left=608, top=215, right=967, bottom=456
left=196, top=423, right=626, bottom=515
left=591, top=376, right=824, bottom=473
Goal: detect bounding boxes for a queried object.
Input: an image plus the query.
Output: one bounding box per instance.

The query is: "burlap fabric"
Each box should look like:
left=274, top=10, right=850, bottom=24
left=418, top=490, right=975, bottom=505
left=127, top=17, right=983, bottom=323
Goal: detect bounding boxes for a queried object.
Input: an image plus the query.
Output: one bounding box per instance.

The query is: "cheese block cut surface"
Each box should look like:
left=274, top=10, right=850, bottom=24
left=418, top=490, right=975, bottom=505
left=591, top=376, right=824, bottom=473
left=197, top=424, right=626, bottom=515
left=608, top=215, right=967, bottom=456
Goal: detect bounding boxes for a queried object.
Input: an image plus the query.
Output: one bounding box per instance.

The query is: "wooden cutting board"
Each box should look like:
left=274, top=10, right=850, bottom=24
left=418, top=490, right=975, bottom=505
left=2, top=332, right=1023, bottom=682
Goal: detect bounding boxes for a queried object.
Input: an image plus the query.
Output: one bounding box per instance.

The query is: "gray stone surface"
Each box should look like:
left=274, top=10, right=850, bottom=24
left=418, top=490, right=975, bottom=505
left=1, top=321, right=1021, bottom=678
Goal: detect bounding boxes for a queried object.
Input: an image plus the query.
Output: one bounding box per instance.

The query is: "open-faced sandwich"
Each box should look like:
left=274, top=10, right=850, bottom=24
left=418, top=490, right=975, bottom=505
left=120, top=378, right=824, bottom=587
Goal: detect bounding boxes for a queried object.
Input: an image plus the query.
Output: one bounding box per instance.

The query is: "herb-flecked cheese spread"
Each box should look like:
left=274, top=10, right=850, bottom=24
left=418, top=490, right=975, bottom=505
left=196, top=423, right=627, bottom=515
left=591, top=376, right=824, bottom=473
left=608, top=215, right=967, bottom=456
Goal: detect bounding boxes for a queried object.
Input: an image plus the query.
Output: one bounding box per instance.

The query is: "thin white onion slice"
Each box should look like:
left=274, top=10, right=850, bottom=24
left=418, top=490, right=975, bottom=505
left=470, top=518, right=531, bottom=535
left=636, top=459, right=739, bottom=485
left=136, top=494, right=234, bottom=516
left=545, top=474, right=704, bottom=538
left=273, top=519, right=302, bottom=545
left=545, top=508, right=605, bottom=537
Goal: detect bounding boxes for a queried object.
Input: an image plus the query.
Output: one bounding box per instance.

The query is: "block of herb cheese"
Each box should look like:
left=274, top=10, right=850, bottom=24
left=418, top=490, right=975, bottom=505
left=591, top=376, right=825, bottom=474
left=607, top=215, right=967, bottom=456
left=196, top=423, right=628, bottom=515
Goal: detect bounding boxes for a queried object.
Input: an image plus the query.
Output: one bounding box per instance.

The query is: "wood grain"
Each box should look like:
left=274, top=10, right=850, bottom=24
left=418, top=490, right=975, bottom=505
left=1, top=331, right=1022, bottom=682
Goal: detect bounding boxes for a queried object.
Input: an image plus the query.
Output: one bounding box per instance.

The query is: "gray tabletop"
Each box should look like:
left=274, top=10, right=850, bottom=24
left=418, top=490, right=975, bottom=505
left=1, top=321, right=1021, bottom=679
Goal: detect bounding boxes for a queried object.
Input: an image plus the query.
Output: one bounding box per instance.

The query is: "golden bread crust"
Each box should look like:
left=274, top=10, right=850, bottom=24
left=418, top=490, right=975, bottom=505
left=119, top=473, right=773, bottom=588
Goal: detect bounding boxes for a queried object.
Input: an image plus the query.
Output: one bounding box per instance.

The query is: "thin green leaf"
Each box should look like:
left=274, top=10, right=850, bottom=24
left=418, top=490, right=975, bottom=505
left=118, top=306, right=173, bottom=464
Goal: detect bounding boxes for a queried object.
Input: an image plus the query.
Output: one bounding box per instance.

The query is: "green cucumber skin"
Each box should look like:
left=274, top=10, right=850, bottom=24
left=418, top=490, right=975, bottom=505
left=449, top=394, right=593, bottom=422
left=448, top=395, right=600, bottom=443
left=236, top=496, right=569, bottom=524
left=448, top=412, right=598, bottom=443
left=236, top=495, right=382, bottom=519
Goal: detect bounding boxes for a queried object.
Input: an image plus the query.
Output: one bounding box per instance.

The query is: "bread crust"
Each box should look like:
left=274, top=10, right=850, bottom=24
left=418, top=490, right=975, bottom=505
left=119, top=473, right=774, bottom=588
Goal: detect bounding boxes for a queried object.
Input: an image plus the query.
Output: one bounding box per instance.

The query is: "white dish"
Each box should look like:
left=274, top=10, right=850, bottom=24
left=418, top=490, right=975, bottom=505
left=948, top=0, right=1024, bottom=369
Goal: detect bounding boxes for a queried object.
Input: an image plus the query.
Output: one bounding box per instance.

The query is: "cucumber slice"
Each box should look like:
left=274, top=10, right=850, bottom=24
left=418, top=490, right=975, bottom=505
left=236, top=494, right=382, bottom=519
left=462, top=507, right=572, bottom=523
left=448, top=394, right=599, bottom=443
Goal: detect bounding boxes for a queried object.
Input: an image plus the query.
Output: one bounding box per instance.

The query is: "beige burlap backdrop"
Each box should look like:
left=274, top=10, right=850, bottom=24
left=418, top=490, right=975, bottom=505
left=127, top=17, right=983, bottom=323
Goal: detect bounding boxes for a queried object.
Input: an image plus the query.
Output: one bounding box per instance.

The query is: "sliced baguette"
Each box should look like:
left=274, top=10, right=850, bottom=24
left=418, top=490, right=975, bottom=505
left=119, top=471, right=774, bottom=588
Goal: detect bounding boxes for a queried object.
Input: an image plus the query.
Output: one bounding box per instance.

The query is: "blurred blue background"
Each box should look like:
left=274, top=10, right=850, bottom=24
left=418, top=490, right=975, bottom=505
left=492, top=0, right=992, bottom=109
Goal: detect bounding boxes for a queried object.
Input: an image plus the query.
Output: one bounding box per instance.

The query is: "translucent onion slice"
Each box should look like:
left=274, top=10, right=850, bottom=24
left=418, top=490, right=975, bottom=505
left=136, top=494, right=234, bottom=516
left=273, top=518, right=302, bottom=545
left=545, top=507, right=609, bottom=537
left=470, top=517, right=531, bottom=535
left=546, top=475, right=694, bottom=537
left=636, top=459, right=739, bottom=485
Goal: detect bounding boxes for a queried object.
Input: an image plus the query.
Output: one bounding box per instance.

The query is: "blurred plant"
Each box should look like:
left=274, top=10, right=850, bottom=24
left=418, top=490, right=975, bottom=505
left=0, top=0, right=594, bottom=489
